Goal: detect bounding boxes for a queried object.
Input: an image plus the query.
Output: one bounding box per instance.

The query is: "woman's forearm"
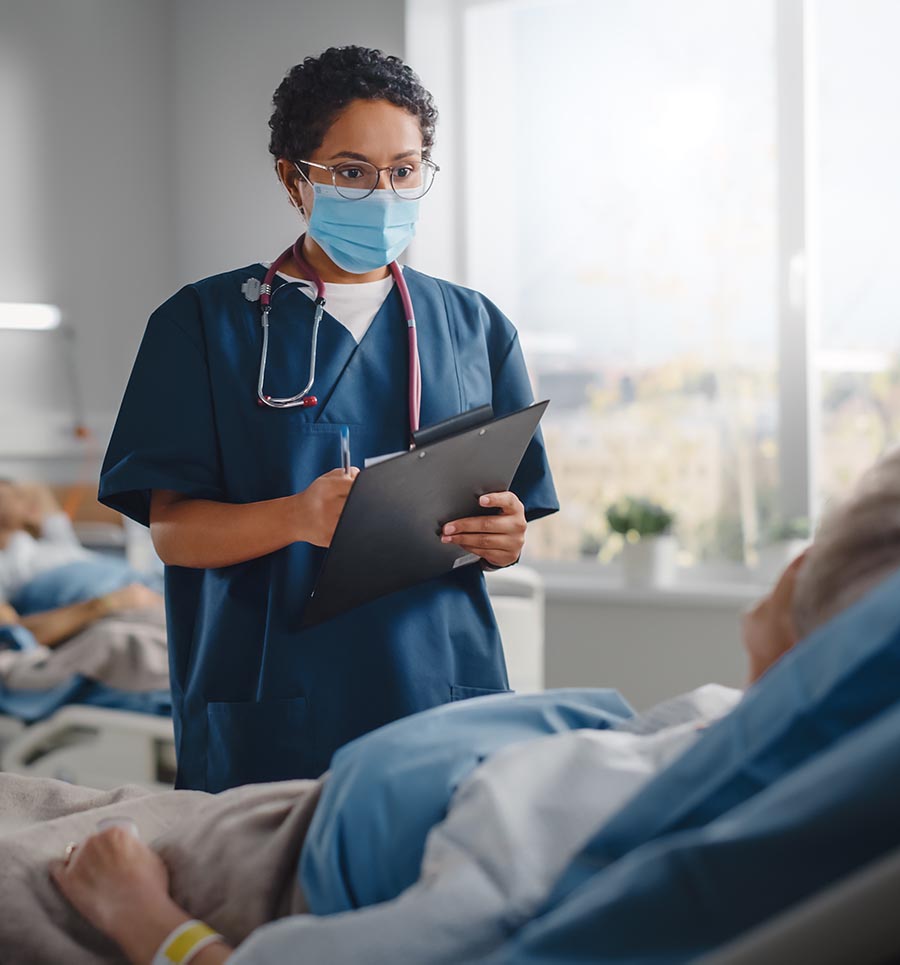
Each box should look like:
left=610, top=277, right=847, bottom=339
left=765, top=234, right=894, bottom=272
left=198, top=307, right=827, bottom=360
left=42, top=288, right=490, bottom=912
left=20, top=598, right=107, bottom=648
left=150, top=491, right=309, bottom=569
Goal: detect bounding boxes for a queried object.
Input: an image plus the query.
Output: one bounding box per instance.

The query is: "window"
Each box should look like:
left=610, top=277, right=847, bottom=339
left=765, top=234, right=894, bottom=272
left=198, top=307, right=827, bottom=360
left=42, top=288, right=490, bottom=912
left=407, top=0, right=900, bottom=567
left=812, top=0, right=900, bottom=506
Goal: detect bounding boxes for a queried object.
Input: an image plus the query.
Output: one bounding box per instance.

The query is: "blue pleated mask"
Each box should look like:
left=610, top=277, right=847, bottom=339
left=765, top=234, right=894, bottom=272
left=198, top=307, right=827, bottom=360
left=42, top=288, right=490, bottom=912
left=305, top=183, right=420, bottom=274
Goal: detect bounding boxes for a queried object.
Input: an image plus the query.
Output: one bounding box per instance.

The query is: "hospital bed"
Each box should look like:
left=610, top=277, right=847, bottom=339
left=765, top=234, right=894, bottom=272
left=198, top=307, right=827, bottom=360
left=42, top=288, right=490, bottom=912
left=0, top=706, right=176, bottom=792
left=0, top=566, right=544, bottom=791
left=700, top=843, right=900, bottom=965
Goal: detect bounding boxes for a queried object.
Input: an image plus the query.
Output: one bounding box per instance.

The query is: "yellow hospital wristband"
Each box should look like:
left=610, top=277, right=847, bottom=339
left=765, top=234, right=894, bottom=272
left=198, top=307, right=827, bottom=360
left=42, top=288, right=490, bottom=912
left=153, top=920, right=224, bottom=965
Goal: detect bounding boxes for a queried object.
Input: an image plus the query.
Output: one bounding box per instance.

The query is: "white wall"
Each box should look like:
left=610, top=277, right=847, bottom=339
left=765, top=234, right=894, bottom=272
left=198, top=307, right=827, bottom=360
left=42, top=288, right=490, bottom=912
left=0, top=0, right=173, bottom=470
left=543, top=587, right=750, bottom=709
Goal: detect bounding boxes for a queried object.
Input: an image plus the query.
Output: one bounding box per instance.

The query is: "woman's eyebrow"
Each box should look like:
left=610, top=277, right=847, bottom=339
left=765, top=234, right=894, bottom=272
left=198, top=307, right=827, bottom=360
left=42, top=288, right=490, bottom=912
left=329, top=150, right=422, bottom=162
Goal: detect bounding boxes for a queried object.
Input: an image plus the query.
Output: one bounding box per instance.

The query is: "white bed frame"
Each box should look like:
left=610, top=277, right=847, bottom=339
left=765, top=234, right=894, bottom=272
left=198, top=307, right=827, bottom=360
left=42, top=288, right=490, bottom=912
left=0, top=706, right=175, bottom=792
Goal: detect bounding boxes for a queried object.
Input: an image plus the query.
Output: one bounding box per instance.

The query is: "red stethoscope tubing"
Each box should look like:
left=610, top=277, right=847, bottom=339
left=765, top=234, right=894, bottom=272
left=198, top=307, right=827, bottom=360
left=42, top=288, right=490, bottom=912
left=259, top=236, right=421, bottom=437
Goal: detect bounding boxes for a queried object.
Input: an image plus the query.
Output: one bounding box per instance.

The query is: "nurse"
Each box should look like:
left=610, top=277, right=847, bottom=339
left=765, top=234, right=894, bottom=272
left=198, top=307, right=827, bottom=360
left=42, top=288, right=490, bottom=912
left=99, top=45, right=558, bottom=793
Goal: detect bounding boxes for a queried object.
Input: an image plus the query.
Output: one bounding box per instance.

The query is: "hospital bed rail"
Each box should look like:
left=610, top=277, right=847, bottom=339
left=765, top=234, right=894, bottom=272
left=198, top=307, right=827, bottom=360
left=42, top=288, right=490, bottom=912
left=0, top=705, right=176, bottom=792
left=699, top=842, right=900, bottom=964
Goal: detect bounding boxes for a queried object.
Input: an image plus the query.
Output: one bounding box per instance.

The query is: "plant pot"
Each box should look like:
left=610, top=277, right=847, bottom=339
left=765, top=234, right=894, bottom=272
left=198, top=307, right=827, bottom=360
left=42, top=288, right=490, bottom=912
left=621, top=535, right=677, bottom=588
left=755, top=539, right=810, bottom=584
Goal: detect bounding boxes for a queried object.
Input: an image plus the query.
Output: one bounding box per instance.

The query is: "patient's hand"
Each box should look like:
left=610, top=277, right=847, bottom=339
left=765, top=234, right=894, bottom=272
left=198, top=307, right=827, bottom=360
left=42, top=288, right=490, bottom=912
left=51, top=827, right=233, bottom=964
left=50, top=826, right=172, bottom=939
left=0, top=602, right=18, bottom=625
left=101, top=583, right=165, bottom=614
left=742, top=553, right=806, bottom=685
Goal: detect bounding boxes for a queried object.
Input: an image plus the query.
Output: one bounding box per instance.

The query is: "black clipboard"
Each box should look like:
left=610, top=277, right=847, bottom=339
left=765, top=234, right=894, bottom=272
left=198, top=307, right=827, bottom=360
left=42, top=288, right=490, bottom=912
left=300, top=400, right=549, bottom=628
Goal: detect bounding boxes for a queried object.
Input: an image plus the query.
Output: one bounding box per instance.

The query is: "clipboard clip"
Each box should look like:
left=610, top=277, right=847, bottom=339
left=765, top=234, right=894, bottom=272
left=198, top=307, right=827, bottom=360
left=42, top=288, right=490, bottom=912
left=411, top=404, right=494, bottom=449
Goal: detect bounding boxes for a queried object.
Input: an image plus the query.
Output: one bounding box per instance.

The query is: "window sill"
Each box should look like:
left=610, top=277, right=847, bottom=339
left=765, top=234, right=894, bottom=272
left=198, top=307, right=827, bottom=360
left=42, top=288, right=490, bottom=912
left=529, top=559, right=766, bottom=608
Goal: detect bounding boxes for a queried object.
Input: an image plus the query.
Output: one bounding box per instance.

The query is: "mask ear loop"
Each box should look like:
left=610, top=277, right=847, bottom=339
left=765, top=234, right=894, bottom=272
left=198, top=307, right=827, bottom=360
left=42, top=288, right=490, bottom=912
left=280, top=163, right=310, bottom=218
left=292, top=162, right=316, bottom=221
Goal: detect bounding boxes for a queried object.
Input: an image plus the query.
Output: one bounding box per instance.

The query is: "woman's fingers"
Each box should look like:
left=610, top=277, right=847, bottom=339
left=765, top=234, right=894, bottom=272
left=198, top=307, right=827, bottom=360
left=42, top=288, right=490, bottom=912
left=446, top=534, right=510, bottom=550
left=440, top=491, right=526, bottom=566
left=442, top=515, right=524, bottom=538
left=478, top=491, right=523, bottom=513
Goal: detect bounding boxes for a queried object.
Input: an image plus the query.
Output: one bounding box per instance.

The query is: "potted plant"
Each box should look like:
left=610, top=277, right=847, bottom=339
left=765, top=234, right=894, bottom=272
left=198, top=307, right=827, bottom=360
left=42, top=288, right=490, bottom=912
left=755, top=516, right=811, bottom=583
left=606, top=497, right=677, bottom=587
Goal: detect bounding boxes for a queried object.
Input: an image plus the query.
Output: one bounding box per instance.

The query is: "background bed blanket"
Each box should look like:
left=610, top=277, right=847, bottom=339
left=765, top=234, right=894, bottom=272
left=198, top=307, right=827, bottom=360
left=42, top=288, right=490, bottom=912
left=0, top=773, right=321, bottom=965
left=0, top=608, right=169, bottom=694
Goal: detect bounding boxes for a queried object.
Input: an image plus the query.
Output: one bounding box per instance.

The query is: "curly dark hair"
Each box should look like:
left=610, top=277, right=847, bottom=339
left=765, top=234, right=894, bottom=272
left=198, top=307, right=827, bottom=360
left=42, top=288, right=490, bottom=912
left=268, top=46, right=438, bottom=175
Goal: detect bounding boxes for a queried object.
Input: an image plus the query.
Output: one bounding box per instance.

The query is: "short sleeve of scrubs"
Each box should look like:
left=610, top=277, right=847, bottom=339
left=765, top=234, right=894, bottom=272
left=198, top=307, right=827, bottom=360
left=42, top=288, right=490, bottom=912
left=99, top=286, right=225, bottom=526
left=490, top=334, right=558, bottom=522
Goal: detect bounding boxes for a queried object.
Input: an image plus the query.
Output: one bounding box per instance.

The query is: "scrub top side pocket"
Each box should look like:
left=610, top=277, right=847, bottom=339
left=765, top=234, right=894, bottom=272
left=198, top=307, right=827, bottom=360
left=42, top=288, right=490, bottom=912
left=206, top=696, right=313, bottom=792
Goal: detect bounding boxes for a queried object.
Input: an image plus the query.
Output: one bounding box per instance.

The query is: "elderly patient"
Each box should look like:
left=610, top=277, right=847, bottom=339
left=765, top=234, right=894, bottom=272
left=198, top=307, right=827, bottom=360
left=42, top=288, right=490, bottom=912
left=0, top=481, right=166, bottom=710
left=0, top=480, right=162, bottom=636
left=2, top=449, right=900, bottom=965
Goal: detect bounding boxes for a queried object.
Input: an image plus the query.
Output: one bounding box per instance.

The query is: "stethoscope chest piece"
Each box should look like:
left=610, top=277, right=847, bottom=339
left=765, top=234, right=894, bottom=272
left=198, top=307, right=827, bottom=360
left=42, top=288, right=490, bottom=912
left=242, top=277, right=262, bottom=302
left=256, top=236, right=421, bottom=435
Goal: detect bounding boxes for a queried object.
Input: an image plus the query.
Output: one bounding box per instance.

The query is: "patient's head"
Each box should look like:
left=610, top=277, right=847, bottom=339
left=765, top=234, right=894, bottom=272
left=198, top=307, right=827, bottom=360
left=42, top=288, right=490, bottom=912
left=743, top=446, right=900, bottom=683
left=793, top=446, right=900, bottom=638
left=0, top=480, right=29, bottom=532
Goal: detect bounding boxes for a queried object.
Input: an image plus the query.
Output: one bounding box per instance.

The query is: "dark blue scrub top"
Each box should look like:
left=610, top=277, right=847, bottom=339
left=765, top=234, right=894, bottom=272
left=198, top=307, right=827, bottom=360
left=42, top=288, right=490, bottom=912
left=98, top=263, right=558, bottom=792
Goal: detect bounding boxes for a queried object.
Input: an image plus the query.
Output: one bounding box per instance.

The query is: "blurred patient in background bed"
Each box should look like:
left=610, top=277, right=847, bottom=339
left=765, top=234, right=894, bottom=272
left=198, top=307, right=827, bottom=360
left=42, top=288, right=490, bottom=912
left=0, top=480, right=167, bottom=720
left=0, top=480, right=163, bottom=646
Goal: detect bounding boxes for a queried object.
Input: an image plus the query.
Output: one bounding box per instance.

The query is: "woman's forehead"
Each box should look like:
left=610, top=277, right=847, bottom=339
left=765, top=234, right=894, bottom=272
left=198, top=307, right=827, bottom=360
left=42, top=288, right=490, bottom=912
left=318, top=99, right=423, bottom=159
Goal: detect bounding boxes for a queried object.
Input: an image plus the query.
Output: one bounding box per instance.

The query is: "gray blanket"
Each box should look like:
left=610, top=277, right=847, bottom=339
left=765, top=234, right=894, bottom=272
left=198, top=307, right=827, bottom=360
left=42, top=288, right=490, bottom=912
left=0, top=773, right=321, bottom=964
left=0, top=608, right=169, bottom=692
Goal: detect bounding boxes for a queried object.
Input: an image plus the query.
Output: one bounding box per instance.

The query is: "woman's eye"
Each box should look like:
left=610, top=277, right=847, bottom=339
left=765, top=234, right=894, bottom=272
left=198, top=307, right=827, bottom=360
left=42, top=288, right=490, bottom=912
left=394, top=166, right=414, bottom=180
left=338, top=167, right=364, bottom=180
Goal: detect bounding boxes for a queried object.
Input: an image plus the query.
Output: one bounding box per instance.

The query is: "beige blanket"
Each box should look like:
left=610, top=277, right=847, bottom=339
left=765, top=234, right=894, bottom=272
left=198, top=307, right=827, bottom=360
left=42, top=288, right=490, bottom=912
left=0, top=773, right=321, bottom=964
left=0, top=608, right=169, bottom=693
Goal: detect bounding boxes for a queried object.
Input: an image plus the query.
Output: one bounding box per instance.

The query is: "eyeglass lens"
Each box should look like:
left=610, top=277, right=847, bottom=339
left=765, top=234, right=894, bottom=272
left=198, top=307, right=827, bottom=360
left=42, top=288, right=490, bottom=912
left=331, top=160, right=436, bottom=200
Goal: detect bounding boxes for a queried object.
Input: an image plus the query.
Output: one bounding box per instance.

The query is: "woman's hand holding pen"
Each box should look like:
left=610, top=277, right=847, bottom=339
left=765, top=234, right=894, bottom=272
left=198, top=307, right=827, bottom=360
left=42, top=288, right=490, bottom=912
left=441, top=492, right=526, bottom=568
left=297, top=467, right=360, bottom=548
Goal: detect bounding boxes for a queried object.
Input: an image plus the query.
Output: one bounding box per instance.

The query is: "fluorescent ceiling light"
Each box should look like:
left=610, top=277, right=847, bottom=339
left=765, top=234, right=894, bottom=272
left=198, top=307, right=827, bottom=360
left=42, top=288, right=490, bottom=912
left=0, top=303, right=62, bottom=330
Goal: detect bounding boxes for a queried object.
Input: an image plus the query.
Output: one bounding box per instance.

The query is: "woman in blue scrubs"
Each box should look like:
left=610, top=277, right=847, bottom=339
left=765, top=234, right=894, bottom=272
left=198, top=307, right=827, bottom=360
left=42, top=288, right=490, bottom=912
left=99, top=46, right=558, bottom=792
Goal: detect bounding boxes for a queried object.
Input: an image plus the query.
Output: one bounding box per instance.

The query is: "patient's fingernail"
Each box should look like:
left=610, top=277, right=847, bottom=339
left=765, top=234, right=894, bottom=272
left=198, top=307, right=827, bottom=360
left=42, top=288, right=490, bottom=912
left=444, top=524, right=455, bottom=535
left=480, top=496, right=490, bottom=506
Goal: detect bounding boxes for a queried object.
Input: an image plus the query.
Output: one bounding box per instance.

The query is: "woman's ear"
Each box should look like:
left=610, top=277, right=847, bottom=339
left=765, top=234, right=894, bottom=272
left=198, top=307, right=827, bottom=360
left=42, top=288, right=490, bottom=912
left=275, top=158, right=304, bottom=211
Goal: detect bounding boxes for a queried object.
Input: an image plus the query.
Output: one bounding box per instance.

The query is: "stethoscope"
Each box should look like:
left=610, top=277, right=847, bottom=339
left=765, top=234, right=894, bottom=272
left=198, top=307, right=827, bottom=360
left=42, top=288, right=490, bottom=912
left=254, top=235, right=422, bottom=438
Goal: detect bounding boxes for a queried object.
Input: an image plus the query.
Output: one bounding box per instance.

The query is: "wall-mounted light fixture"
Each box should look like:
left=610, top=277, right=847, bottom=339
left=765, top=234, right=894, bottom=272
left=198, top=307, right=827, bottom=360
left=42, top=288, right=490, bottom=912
left=0, top=302, right=62, bottom=331
left=0, top=302, right=88, bottom=439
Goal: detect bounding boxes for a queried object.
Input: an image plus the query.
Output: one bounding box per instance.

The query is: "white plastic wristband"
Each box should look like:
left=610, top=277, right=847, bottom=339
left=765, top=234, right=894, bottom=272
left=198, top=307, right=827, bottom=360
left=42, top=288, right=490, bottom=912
left=152, top=919, right=225, bottom=965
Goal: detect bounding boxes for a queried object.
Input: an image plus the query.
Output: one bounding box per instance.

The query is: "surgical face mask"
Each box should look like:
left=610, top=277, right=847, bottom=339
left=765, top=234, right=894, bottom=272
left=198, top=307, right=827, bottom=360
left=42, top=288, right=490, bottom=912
left=304, top=182, right=420, bottom=274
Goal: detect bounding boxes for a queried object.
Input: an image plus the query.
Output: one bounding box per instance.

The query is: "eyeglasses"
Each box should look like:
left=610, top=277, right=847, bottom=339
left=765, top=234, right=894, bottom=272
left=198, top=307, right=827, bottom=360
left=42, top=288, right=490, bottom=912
left=297, top=157, right=439, bottom=201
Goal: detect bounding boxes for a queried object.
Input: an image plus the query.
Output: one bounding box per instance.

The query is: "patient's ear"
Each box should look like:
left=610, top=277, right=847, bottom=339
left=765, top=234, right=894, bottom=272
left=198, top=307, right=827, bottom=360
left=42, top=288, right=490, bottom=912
left=743, top=554, right=806, bottom=685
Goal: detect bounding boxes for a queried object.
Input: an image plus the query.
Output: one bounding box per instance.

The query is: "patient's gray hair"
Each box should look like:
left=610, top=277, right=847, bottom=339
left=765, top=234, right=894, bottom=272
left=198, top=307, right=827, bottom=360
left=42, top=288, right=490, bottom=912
left=793, top=445, right=900, bottom=638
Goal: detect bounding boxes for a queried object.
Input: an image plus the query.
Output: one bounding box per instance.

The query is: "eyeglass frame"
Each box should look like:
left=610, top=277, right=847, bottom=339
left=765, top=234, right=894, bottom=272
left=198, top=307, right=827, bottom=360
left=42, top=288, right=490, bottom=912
left=295, top=157, right=440, bottom=200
